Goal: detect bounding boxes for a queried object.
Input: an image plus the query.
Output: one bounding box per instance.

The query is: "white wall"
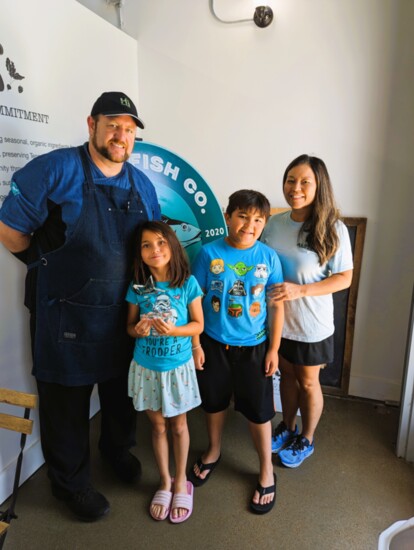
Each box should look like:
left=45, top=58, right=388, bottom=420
left=0, top=0, right=139, bottom=504
left=78, top=0, right=414, bottom=403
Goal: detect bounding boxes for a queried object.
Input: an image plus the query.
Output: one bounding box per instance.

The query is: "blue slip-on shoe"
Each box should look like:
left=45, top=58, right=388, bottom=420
left=279, top=435, right=314, bottom=468
left=271, top=421, right=299, bottom=454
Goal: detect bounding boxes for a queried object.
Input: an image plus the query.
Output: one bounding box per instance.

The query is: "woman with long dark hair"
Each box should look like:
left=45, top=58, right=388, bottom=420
left=262, top=155, right=353, bottom=467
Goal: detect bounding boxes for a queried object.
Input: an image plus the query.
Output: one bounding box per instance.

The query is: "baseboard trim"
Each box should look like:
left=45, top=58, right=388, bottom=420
left=349, top=374, right=401, bottom=403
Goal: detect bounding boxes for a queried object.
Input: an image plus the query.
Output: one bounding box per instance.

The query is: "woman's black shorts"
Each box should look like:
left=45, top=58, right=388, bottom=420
left=279, top=334, right=334, bottom=366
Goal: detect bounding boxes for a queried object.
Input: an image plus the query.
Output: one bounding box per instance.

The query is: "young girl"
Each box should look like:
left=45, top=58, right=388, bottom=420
left=126, top=221, right=203, bottom=523
left=262, top=154, right=353, bottom=467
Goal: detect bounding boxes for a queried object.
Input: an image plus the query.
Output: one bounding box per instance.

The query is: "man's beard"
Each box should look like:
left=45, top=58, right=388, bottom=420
left=92, top=134, right=130, bottom=163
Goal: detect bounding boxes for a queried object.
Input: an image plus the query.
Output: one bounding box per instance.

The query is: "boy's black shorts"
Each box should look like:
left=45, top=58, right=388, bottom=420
left=196, top=332, right=276, bottom=424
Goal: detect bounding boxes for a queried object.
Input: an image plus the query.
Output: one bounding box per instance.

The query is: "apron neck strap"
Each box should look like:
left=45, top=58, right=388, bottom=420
left=78, top=145, right=96, bottom=190
left=78, top=145, right=139, bottom=199
left=124, top=161, right=140, bottom=200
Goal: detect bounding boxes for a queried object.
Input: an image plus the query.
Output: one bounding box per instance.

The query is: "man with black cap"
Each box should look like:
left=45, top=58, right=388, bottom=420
left=0, top=92, right=161, bottom=521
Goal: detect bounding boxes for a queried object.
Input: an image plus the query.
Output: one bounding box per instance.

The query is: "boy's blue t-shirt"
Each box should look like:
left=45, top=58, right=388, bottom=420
left=125, top=275, right=203, bottom=371
left=192, top=238, right=283, bottom=346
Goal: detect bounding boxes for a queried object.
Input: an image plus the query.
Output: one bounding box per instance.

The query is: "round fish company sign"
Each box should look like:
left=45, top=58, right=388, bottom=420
left=130, top=141, right=227, bottom=263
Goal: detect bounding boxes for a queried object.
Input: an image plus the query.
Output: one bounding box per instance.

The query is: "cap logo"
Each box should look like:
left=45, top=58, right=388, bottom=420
left=120, top=97, right=131, bottom=108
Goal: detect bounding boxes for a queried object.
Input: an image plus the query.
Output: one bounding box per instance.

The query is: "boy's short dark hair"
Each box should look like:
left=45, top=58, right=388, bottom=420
left=226, top=189, right=271, bottom=220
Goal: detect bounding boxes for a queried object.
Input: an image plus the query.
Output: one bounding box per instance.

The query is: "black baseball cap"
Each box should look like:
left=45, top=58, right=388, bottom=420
left=91, top=91, right=145, bottom=129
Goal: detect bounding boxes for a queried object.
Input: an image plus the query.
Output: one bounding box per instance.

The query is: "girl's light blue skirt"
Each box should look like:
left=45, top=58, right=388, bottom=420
left=128, top=357, right=201, bottom=418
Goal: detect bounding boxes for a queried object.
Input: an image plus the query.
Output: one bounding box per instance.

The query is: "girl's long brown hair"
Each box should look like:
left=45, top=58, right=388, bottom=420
left=133, top=221, right=190, bottom=287
left=283, top=154, right=340, bottom=265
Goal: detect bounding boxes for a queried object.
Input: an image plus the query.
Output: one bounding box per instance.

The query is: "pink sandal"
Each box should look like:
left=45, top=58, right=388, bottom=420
left=169, top=481, right=194, bottom=524
left=149, top=488, right=173, bottom=521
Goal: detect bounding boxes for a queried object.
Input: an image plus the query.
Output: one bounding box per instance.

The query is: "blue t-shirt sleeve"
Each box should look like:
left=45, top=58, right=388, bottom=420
left=0, top=147, right=87, bottom=236
left=0, top=153, right=54, bottom=233
left=267, top=249, right=284, bottom=285
left=257, top=243, right=284, bottom=286
left=125, top=282, right=139, bottom=305
left=186, top=275, right=204, bottom=303
left=191, top=249, right=208, bottom=293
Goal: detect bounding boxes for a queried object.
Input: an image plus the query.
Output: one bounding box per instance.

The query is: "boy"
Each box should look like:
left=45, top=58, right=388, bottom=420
left=189, top=189, right=284, bottom=514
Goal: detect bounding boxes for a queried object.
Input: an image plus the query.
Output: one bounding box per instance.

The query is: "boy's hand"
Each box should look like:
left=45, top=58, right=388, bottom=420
left=264, top=348, right=279, bottom=377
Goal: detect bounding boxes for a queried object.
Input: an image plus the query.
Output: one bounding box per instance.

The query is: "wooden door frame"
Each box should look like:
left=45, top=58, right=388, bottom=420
left=269, top=208, right=367, bottom=396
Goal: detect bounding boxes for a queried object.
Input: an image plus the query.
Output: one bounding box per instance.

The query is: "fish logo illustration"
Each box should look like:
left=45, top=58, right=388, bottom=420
left=161, top=215, right=201, bottom=247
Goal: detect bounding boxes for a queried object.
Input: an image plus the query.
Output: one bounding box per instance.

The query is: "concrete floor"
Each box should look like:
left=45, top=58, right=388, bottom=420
left=2, top=396, right=414, bottom=550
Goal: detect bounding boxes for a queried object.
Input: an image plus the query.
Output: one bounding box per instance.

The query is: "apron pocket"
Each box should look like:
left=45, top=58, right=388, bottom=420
left=58, top=301, right=126, bottom=344
left=63, top=278, right=128, bottom=305
left=57, top=278, right=129, bottom=343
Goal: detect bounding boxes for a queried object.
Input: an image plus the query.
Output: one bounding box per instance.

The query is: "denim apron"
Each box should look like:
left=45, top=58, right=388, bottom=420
left=31, top=146, right=147, bottom=385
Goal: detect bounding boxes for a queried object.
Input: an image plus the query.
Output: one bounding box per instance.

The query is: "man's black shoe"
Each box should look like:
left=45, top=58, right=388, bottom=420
left=103, top=451, right=142, bottom=484
left=53, top=486, right=110, bottom=522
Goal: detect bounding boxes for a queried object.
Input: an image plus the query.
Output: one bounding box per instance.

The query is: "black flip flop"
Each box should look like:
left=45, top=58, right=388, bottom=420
left=250, top=473, right=277, bottom=514
left=188, top=454, right=221, bottom=487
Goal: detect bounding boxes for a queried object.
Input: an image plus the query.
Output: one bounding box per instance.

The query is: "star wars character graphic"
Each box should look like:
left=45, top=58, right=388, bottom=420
left=211, top=295, right=221, bottom=313
left=142, top=293, right=178, bottom=335
left=251, top=283, right=265, bottom=298
left=227, top=261, right=254, bottom=277
left=254, top=264, right=269, bottom=279
left=153, top=293, right=178, bottom=321
left=228, top=280, right=247, bottom=296
left=227, top=298, right=243, bottom=318
left=249, top=301, right=261, bottom=318
left=210, top=280, right=224, bottom=293
left=210, top=258, right=225, bottom=275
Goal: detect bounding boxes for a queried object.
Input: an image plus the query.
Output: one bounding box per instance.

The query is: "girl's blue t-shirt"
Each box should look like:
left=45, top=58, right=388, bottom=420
left=125, top=275, right=203, bottom=371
